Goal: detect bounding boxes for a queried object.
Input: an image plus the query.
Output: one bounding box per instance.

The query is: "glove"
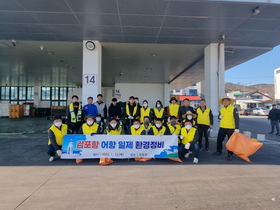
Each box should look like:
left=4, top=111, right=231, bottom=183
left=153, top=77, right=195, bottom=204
left=180, top=135, right=184, bottom=140
left=157, top=134, right=163, bottom=137
left=219, top=115, right=223, bottom=120
left=56, top=150, right=62, bottom=156
left=90, top=133, right=95, bottom=136
left=128, top=116, right=133, bottom=119
left=234, top=129, right=240, bottom=133
left=184, top=143, right=190, bottom=150
left=172, top=133, right=177, bottom=136
left=103, top=119, right=107, bottom=123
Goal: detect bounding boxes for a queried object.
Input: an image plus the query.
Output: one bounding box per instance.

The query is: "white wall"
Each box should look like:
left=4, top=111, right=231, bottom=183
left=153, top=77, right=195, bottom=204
left=275, top=68, right=280, bottom=100
left=115, top=83, right=167, bottom=106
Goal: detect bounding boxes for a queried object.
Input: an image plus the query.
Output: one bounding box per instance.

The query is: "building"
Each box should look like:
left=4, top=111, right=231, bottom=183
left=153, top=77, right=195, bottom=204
left=274, top=68, right=280, bottom=100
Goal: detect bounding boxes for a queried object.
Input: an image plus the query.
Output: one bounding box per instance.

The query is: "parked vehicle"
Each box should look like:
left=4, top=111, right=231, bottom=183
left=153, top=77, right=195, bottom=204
left=243, top=109, right=253, bottom=115
left=251, top=107, right=269, bottom=116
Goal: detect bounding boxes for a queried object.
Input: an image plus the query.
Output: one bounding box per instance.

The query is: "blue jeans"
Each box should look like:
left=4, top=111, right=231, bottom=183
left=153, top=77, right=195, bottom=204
left=46, top=145, right=62, bottom=157
left=179, top=143, right=200, bottom=158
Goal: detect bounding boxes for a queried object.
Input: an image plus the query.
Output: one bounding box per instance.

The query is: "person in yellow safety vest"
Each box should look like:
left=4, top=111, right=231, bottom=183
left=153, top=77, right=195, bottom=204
left=76, top=115, right=101, bottom=164
left=179, top=120, right=200, bottom=164
left=102, top=118, right=125, bottom=165
left=148, top=118, right=169, bottom=135
left=47, top=115, right=69, bottom=162
left=125, top=96, right=140, bottom=134
left=181, top=111, right=197, bottom=127
left=140, top=100, right=153, bottom=123
left=65, top=94, right=79, bottom=124
left=196, top=99, right=213, bottom=152
left=167, top=97, right=179, bottom=118
left=66, top=101, right=84, bottom=134
left=212, top=96, right=239, bottom=161
left=153, top=100, right=166, bottom=123
left=167, top=115, right=181, bottom=139
left=140, top=116, right=153, bottom=135
left=178, top=98, right=195, bottom=121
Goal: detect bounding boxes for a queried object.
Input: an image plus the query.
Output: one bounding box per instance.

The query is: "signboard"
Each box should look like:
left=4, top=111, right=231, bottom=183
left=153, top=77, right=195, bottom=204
left=61, top=135, right=178, bottom=159
left=83, top=74, right=97, bottom=86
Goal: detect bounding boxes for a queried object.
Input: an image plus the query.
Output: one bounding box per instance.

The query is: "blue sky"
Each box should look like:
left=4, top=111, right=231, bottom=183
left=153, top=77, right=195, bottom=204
left=225, top=45, right=280, bottom=85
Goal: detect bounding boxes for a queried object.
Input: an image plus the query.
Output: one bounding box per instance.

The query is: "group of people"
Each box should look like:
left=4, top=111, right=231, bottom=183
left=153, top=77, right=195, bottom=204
left=47, top=94, right=240, bottom=165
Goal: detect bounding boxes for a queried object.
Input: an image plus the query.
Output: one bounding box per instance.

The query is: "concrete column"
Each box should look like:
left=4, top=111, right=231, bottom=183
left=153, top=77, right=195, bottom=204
left=163, top=83, right=171, bottom=107
left=204, top=43, right=225, bottom=136
left=82, top=40, right=102, bottom=105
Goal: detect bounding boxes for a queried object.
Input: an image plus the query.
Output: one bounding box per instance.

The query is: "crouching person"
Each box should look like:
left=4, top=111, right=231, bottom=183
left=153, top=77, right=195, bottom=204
left=47, top=115, right=69, bottom=162
left=179, top=120, right=200, bottom=164
left=76, top=115, right=101, bottom=164
left=101, top=118, right=124, bottom=165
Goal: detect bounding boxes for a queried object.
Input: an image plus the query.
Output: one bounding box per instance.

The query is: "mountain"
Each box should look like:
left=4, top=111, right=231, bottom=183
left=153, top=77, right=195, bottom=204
left=225, top=82, right=274, bottom=94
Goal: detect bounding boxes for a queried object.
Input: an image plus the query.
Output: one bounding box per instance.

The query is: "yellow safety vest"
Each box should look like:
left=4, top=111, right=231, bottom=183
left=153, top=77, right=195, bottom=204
left=153, top=108, right=164, bottom=119
left=220, top=105, right=235, bottom=129
left=167, top=124, right=181, bottom=135
left=196, top=107, right=211, bottom=125
left=180, top=127, right=197, bottom=144
left=140, top=107, right=151, bottom=123
left=140, top=123, right=152, bottom=131
left=130, top=126, right=145, bottom=135
left=82, top=123, right=99, bottom=135
left=48, top=124, right=68, bottom=145
left=69, top=103, right=82, bottom=123
left=105, top=126, right=123, bottom=135
left=126, top=104, right=137, bottom=118
left=168, top=104, right=179, bottom=117
left=151, top=126, right=166, bottom=135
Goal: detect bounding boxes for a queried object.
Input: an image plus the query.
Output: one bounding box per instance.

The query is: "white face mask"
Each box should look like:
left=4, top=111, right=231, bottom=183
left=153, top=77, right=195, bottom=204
left=87, top=121, right=93, bottom=125
left=167, top=118, right=170, bottom=123
left=186, top=125, right=192, bottom=130
left=187, top=116, right=192, bottom=120
left=110, top=123, right=117, bottom=128
left=156, top=123, right=162, bottom=128
left=143, top=103, right=148, bottom=107
left=134, top=124, right=140, bottom=129
left=96, top=117, right=101, bottom=122
left=54, top=122, right=62, bottom=127
left=157, top=104, right=161, bottom=108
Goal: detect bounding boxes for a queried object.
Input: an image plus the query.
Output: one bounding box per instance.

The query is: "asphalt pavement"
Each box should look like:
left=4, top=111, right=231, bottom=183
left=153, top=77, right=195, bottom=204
left=0, top=116, right=280, bottom=210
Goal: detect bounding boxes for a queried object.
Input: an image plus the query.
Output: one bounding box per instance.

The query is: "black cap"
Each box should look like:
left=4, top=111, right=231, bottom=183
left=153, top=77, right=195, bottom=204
left=112, top=98, right=117, bottom=102
left=73, top=102, right=79, bottom=106
left=129, top=96, right=135, bottom=100
left=54, top=115, right=62, bottom=120
left=169, top=97, right=178, bottom=103
left=72, top=95, right=79, bottom=99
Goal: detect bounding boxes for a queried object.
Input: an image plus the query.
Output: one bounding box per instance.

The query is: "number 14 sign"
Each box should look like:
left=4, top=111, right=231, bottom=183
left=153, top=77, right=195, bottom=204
left=83, top=74, right=97, bottom=86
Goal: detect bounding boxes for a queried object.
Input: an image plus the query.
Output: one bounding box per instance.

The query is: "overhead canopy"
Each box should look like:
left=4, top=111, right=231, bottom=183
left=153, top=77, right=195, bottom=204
left=1, top=0, right=280, bottom=88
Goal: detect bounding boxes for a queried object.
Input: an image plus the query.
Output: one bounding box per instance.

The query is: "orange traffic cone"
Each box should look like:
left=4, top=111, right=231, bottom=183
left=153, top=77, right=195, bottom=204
left=169, top=158, right=183, bottom=163
left=135, top=158, right=152, bottom=162
left=99, top=158, right=113, bottom=165
left=76, top=159, right=83, bottom=163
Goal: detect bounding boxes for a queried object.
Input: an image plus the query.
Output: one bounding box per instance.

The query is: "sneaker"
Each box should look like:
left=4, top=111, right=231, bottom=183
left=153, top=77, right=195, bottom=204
left=212, top=151, right=222, bottom=155
left=184, top=151, right=192, bottom=158
left=49, top=156, right=55, bottom=162
left=206, top=148, right=210, bottom=152
left=227, top=153, right=233, bottom=161
left=193, top=157, right=199, bottom=164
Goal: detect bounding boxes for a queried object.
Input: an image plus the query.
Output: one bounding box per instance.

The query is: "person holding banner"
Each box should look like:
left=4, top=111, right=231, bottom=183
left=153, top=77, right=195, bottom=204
left=47, top=115, right=69, bottom=162
left=76, top=115, right=101, bottom=163
left=179, top=120, right=200, bottom=164
left=101, top=118, right=125, bottom=165
left=153, top=100, right=166, bottom=123
left=125, top=96, right=140, bottom=134
left=149, top=118, right=169, bottom=135
left=140, top=100, right=153, bottom=124
left=140, top=116, right=153, bottom=135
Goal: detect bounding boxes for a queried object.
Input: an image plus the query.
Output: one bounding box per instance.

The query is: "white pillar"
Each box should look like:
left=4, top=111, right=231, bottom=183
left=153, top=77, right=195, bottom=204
left=82, top=40, right=102, bottom=105
left=204, top=43, right=225, bottom=136
left=163, top=83, right=171, bottom=107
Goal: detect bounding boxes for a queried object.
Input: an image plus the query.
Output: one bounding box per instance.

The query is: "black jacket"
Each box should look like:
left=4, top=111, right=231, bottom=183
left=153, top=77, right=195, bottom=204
left=268, top=108, right=280, bottom=121
left=178, top=106, right=195, bottom=121
left=108, top=103, right=121, bottom=119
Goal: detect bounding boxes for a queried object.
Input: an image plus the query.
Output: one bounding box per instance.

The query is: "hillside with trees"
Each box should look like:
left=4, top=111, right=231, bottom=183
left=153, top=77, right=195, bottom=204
left=225, top=82, right=274, bottom=94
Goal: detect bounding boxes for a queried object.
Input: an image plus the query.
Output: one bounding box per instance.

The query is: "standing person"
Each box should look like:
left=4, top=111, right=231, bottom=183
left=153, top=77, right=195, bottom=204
left=140, top=100, right=152, bottom=124
left=66, top=95, right=79, bottom=121
left=268, top=104, right=280, bottom=135
left=95, top=114, right=105, bottom=134
left=179, top=98, right=195, bottom=121
left=102, top=118, right=124, bottom=165
left=167, top=97, right=179, bottom=118
left=94, top=94, right=107, bottom=124
left=108, top=98, right=121, bottom=120
left=196, top=99, right=213, bottom=152
left=149, top=118, right=169, bottom=135
left=212, top=96, right=239, bottom=161
left=179, top=120, right=200, bottom=164
left=125, top=96, right=140, bottom=134
left=140, top=116, right=153, bottom=135
left=76, top=115, right=101, bottom=163
left=153, top=100, right=166, bottom=123
left=83, top=96, right=98, bottom=118
left=47, top=116, right=69, bottom=162
left=66, top=101, right=84, bottom=134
